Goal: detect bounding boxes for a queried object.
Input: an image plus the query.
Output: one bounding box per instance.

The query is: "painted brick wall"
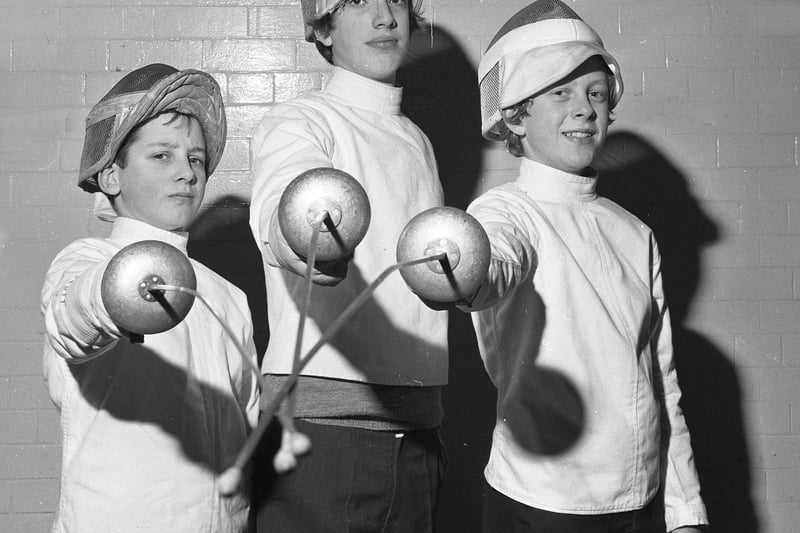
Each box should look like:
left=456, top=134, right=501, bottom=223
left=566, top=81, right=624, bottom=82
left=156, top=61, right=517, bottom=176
left=1, top=0, right=798, bottom=531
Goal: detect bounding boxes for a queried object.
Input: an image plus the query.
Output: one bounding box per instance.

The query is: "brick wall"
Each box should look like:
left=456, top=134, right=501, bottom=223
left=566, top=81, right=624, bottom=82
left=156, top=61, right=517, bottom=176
left=1, top=0, right=798, bottom=531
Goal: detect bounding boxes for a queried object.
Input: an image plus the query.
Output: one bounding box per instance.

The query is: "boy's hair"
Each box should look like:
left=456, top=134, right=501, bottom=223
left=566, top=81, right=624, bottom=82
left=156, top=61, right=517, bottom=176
left=478, top=0, right=623, bottom=142
left=499, top=67, right=618, bottom=158
left=78, top=63, right=226, bottom=194
left=500, top=100, right=533, bottom=159
left=301, top=0, right=425, bottom=64
left=113, top=112, right=196, bottom=169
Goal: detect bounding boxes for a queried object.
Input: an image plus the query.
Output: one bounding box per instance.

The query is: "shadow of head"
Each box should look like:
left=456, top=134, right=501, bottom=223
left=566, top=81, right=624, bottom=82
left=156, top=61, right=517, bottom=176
left=189, top=195, right=269, bottom=358
left=595, top=131, right=719, bottom=323
left=398, top=24, right=483, bottom=210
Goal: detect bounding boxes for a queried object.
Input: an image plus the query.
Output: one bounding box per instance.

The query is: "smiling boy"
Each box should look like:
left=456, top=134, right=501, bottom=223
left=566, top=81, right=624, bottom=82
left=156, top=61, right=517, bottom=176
left=506, top=57, right=611, bottom=175
left=463, top=1, right=709, bottom=532
left=248, top=1, right=447, bottom=531
left=41, top=63, right=259, bottom=533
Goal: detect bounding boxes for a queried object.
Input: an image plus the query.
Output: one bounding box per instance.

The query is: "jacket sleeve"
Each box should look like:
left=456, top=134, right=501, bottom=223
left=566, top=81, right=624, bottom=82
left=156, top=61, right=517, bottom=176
left=650, top=237, right=709, bottom=531
left=249, top=103, right=335, bottom=270
left=41, top=241, right=124, bottom=362
left=462, top=189, right=537, bottom=311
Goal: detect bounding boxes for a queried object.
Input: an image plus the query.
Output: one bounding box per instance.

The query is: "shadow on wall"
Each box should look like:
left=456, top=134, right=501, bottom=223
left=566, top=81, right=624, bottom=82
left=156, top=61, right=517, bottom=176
left=596, top=131, right=759, bottom=533
left=398, top=25, right=497, bottom=532
left=399, top=24, right=484, bottom=212
left=188, top=197, right=270, bottom=361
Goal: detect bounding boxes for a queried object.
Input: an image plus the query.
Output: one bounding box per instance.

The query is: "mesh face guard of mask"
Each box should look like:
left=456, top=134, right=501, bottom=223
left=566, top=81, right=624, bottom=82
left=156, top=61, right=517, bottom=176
left=78, top=63, right=227, bottom=193
left=478, top=0, right=623, bottom=141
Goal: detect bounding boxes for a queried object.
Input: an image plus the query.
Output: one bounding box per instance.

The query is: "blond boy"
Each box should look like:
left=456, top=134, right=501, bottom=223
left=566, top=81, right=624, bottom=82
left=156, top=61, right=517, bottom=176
left=464, top=2, right=708, bottom=531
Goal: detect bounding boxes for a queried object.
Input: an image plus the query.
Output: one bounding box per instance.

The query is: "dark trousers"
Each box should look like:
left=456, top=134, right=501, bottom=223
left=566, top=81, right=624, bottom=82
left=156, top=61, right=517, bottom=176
left=482, top=481, right=661, bottom=533
left=255, top=419, right=445, bottom=533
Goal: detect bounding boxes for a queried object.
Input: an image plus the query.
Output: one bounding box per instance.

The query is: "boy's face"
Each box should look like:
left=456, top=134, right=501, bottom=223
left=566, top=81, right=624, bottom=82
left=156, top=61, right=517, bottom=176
left=319, top=0, right=410, bottom=84
left=99, top=113, right=207, bottom=232
left=508, top=56, right=611, bottom=176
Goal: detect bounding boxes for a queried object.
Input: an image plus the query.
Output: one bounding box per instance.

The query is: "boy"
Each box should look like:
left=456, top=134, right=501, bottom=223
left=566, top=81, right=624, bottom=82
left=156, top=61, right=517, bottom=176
left=464, top=1, right=709, bottom=532
left=41, top=63, right=259, bottom=532
left=248, top=1, right=446, bottom=531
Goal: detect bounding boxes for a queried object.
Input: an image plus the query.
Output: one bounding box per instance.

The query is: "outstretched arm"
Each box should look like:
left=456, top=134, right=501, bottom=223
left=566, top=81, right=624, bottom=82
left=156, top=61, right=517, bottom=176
left=460, top=189, right=537, bottom=311
left=42, top=241, right=124, bottom=361
left=250, top=106, right=350, bottom=286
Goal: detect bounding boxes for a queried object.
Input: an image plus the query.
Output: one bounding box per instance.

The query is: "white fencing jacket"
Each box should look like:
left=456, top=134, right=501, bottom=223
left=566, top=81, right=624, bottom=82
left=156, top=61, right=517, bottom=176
left=249, top=66, right=448, bottom=387
left=41, top=217, right=259, bottom=533
left=466, top=158, right=708, bottom=530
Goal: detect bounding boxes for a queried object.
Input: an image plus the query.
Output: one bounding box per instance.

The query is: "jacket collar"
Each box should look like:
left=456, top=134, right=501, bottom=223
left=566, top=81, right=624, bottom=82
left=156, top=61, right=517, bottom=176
left=516, top=157, right=598, bottom=203
left=110, top=217, right=189, bottom=254
left=324, top=66, right=403, bottom=115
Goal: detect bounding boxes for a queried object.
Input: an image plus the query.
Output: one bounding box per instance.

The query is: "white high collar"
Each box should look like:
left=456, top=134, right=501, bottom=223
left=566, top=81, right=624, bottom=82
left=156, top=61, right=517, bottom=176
left=324, top=66, right=403, bottom=115
left=516, top=157, right=598, bottom=203
left=110, top=217, right=189, bottom=254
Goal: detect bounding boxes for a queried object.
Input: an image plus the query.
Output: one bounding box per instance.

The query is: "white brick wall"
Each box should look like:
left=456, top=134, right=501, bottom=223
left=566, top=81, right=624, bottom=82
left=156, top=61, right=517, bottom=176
left=1, top=0, right=798, bottom=531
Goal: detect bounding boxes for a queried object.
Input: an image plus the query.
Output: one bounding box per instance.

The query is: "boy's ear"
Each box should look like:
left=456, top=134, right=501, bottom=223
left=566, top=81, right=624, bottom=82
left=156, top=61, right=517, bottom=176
left=315, top=28, right=333, bottom=47
left=97, top=165, right=121, bottom=195
left=503, top=116, right=526, bottom=137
